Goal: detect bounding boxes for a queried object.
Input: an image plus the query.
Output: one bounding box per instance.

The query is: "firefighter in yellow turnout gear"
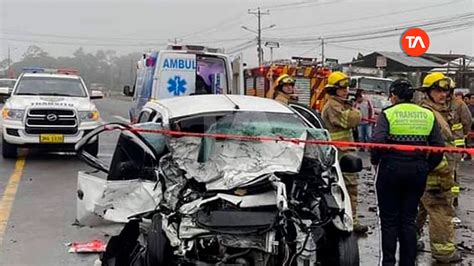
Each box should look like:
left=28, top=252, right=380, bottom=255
left=416, top=72, right=463, bottom=263
left=272, top=74, right=299, bottom=105
left=321, top=71, right=368, bottom=234
left=448, top=78, right=472, bottom=151
left=447, top=78, right=472, bottom=206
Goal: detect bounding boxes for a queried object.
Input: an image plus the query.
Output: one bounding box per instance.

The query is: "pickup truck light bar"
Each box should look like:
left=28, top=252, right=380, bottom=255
left=22, top=68, right=80, bottom=75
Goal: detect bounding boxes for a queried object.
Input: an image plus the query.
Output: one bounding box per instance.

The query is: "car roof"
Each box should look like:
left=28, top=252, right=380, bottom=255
left=146, top=95, right=293, bottom=119
left=21, top=73, right=81, bottom=79
left=155, top=49, right=226, bottom=57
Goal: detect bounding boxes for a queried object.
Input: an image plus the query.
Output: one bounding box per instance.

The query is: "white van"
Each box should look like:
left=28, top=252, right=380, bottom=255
left=123, top=45, right=234, bottom=123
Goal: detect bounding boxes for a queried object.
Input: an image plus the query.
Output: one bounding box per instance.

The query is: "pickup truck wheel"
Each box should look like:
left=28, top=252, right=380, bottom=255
left=84, top=139, right=99, bottom=157
left=2, top=138, right=17, bottom=159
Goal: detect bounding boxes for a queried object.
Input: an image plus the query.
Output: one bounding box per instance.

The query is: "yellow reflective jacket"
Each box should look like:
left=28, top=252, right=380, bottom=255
left=421, top=99, right=454, bottom=143
left=450, top=98, right=472, bottom=147
left=274, top=92, right=298, bottom=105
left=421, top=99, right=458, bottom=190
left=322, top=96, right=361, bottom=141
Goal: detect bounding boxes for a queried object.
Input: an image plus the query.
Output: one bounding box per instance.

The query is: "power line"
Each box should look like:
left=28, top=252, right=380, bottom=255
left=0, top=12, right=248, bottom=44
left=0, top=34, right=255, bottom=48
left=324, top=25, right=473, bottom=60
left=273, top=0, right=462, bottom=32
left=177, top=11, right=248, bottom=39
left=328, top=20, right=474, bottom=44
left=263, top=13, right=474, bottom=44
left=226, top=39, right=257, bottom=54
left=297, top=43, right=322, bottom=57
left=0, top=36, right=167, bottom=47
left=260, top=0, right=344, bottom=11
left=0, top=28, right=170, bottom=42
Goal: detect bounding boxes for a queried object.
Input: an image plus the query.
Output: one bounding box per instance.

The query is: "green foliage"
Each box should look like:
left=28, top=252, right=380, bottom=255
left=7, top=46, right=142, bottom=92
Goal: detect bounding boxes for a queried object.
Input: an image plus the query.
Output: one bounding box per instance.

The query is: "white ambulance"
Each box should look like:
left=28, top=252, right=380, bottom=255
left=123, top=45, right=235, bottom=123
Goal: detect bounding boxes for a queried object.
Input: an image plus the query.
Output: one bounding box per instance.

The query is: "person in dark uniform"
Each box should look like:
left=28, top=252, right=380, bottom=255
left=370, top=79, right=445, bottom=266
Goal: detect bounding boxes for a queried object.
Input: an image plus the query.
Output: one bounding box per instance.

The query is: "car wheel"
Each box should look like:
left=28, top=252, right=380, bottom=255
left=146, top=213, right=172, bottom=265
left=335, top=233, right=359, bottom=266
left=2, top=137, right=17, bottom=159
left=84, top=139, right=99, bottom=157
left=318, top=227, right=359, bottom=266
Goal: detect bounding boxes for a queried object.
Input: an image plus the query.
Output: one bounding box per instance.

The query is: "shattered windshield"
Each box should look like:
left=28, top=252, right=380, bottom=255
left=167, top=111, right=331, bottom=190
left=206, top=112, right=307, bottom=137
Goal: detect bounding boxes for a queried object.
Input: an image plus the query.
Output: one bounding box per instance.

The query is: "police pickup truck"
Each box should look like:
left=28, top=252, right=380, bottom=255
left=0, top=68, right=103, bottom=158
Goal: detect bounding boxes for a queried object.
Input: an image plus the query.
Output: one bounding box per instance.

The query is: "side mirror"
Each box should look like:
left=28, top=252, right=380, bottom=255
left=339, top=154, right=363, bottom=173
left=123, top=85, right=132, bottom=96
left=90, top=90, right=104, bottom=99
left=0, top=87, right=11, bottom=96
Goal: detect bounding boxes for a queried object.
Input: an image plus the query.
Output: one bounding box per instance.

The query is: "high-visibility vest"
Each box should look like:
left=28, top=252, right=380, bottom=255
left=383, top=103, right=435, bottom=142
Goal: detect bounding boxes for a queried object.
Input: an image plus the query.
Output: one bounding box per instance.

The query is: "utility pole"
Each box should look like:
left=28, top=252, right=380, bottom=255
left=461, top=55, right=466, bottom=88
left=446, top=50, right=452, bottom=76
left=7, top=46, right=11, bottom=71
left=321, top=38, right=325, bottom=67
left=130, top=58, right=134, bottom=85
left=248, top=7, right=270, bottom=66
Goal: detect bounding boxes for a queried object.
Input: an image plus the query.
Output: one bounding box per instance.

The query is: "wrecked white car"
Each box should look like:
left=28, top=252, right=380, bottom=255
left=75, top=95, right=362, bottom=266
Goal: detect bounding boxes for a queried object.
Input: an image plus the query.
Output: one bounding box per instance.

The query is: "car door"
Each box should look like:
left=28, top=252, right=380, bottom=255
left=287, top=103, right=325, bottom=129
left=137, top=108, right=156, bottom=123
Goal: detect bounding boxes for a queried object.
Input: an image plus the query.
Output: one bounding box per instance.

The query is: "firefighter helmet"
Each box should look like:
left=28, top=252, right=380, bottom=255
left=325, top=71, right=349, bottom=95
left=421, top=72, right=450, bottom=91
left=276, top=74, right=295, bottom=87
left=327, top=71, right=349, bottom=88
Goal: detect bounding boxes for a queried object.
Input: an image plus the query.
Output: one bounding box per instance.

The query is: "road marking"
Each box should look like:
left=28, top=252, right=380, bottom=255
left=112, top=115, right=129, bottom=123
left=0, top=157, right=26, bottom=246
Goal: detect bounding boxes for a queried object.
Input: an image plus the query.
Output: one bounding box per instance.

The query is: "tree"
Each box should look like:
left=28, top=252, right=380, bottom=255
left=8, top=45, right=143, bottom=92
left=22, top=45, right=49, bottom=59
left=0, top=59, right=10, bottom=70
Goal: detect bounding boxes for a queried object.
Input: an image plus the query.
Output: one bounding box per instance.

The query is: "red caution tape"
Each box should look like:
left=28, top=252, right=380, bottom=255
left=107, top=126, right=474, bottom=156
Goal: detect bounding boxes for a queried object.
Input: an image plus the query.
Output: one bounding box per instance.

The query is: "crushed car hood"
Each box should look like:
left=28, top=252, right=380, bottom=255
left=168, top=133, right=306, bottom=190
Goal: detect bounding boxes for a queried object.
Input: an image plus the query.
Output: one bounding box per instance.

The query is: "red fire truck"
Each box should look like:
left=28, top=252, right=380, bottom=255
left=243, top=59, right=331, bottom=112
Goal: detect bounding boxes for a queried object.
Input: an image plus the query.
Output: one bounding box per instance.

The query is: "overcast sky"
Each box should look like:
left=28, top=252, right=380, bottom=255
left=1, top=0, right=473, bottom=67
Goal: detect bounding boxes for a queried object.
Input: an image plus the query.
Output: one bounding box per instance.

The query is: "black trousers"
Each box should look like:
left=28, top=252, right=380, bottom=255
left=375, top=159, right=429, bottom=266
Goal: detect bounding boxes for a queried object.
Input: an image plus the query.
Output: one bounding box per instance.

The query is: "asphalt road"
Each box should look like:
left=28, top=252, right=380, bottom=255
left=0, top=98, right=131, bottom=266
left=0, top=98, right=473, bottom=265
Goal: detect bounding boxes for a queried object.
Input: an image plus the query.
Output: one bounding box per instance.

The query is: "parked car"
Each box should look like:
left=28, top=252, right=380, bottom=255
left=370, top=94, right=391, bottom=121
left=0, top=78, right=16, bottom=103
left=76, top=95, right=362, bottom=266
